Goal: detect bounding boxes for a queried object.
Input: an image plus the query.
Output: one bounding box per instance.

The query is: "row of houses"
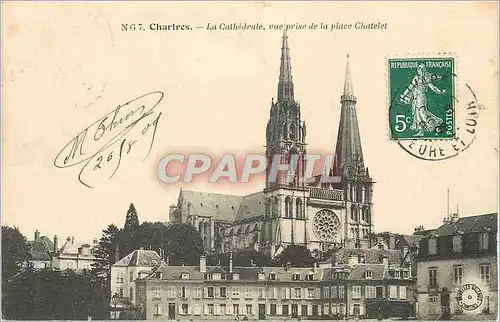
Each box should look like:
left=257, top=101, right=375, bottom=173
left=109, top=212, right=497, bottom=320
left=110, top=243, right=416, bottom=319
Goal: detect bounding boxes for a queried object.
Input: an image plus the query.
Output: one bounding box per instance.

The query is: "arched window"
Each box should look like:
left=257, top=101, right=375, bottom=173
left=272, top=197, right=279, bottom=218
left=365, top=184, right=371, bottom=203
left=351, top=205, right=357, bottom=221
left=285, top=197, right=293, bottom=218
left=357, top=184, right=363, bottom=203
left=290, top=124, right=297, bottom=140
left=296, top=198, right=303, bottom=219
left=362, top=207, right=370, bottom=222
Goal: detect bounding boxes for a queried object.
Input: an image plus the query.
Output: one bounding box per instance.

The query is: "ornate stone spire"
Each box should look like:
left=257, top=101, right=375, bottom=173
left=277, top=28, right=294, bottom=102
left=341, top=54, right=357, bottom=102
left=333, top=54, right=364, bottom=175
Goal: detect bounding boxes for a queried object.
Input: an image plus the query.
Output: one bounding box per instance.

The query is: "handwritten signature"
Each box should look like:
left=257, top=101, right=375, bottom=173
left=54, top=91, right=164, bottom=188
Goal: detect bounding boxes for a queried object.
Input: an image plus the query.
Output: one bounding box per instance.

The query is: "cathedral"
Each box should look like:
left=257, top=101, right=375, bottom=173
left=169, top=29, right=374, bottom=257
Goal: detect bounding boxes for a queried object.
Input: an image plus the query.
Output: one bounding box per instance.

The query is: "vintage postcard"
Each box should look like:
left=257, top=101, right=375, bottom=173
left=1, top=2, right=498, bottom=321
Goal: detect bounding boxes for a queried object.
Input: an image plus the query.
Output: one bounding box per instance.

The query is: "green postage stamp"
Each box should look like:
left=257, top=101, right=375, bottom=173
left=388, top=58, right=455, bottom=140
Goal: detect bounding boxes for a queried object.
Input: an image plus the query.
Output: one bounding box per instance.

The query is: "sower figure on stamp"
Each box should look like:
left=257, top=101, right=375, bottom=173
left=400, top=64, right=447, bottom=136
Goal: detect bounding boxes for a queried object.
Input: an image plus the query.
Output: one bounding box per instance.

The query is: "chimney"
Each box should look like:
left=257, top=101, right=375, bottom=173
left=451, top=212, right=459, bottom=223
left=358, top=254, right=366, bottom=264
left=71, top=236, right=75, bottom=244
left=93, top=238, right=98, bottom=245
left=34, top=230, right=40, bottom=240
left=389, top=235, right=396, bottom=250
left=200, top=255, right=206, bottom=273
left=382, top=255, right=388, bottom=269
left=114, top=245, right=120, bottom=263
left=348, top=254, right=358, bottom=266
left=229, top=253, right=233, bottom=273
left=313, top=262, right=318, bottom=273
left=53, top=235, right=58, bottom=253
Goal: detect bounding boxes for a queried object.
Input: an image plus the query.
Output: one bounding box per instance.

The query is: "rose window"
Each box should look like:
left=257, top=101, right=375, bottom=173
left=313, top=209, right=340, bottom=242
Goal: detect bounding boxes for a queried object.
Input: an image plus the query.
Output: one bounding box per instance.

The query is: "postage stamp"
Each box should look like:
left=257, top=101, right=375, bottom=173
left=387, top=54, right=482, bottom=161
left=388, top=58, right=455, bottom=140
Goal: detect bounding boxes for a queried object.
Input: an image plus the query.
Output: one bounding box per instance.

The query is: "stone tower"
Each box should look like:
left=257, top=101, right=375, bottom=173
left=331, top=55, right=374, bottom=249
left=262, top=29, right=309, bottom=255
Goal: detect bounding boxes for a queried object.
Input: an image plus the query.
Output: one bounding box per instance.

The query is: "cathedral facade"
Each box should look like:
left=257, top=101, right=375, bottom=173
left=169, top=30, right=374, bottom=257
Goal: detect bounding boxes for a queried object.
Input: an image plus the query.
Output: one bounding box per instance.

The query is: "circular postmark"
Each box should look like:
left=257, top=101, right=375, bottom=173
left=388, top=56, right=483, bottom=161
left=456, top=283, right=483, bottom=311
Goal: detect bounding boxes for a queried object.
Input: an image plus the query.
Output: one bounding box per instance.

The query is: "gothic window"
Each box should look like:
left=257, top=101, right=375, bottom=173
left=312, top=209, right=340, bottom=242
left=272, top=198, right=279, bottom=218
left=296, top=198, right=303, bottom=219
left=282, top=122, right=288, bottom=139
left=265, top=200, right=271, bottom=218
left=285, top=197, right=293, bottom=218
left=365, top=184, right=371, bottom=203
left=362, top=206, right=369, bottom=222
left=364, top=207, right=370, bottom=223
left=349, top=185, right=354, bottom=201
left=356, top=184, right=363, bottom=203
left=351, top=205, right=357, bottom=221
left=290, top=124, right=297, bottom=140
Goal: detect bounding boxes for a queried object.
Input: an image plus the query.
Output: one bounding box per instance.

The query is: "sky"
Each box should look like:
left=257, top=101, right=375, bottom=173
left=2, top=2, right=498, bottom=243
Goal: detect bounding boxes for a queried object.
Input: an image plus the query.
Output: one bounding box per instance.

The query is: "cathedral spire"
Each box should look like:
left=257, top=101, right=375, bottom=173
left=333, top=54, right=364, bottom=175
left=341, top=54, right=356, bottom=102
left=277, top=28, right=294, bottom=102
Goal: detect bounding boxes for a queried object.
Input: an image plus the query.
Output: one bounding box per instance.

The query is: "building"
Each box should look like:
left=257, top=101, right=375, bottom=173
left=27, top=230, right=55, bottom=269
left=125, top=248, right=416, bottom=320
left=329, top=247, right=415, bottom=318
left=169, top=29, right=375, bottom=257
left=416, top=213, right=497, bottom=320
left=51, top=236, right=96, bottom=271
left=110, top=248, right=162, bottom=319
left=26, top=230, right=97, bottom=272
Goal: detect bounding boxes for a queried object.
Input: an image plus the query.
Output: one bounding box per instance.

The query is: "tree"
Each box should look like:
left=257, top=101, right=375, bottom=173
left=91, top=224, right=120, bottom=278
left=124, top=203, right=140, bottom=229
left=137, top=221, right=170, bottom=252
left=271, top=245, right=315, bottom=268
left=164, top=223, right=203, bottom=265
left=2, top=226, right=30, bottom=281
left=120, top=203, right=141, bottom=256
left=2, top=268, right=109, bottom=320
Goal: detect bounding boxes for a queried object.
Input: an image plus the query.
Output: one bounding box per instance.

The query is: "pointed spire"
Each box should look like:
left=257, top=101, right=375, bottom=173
left=341, top=54, right=357, bottom=102
left=277, top=28, right=294, bottom=102
left=333, top=55, right=364, bottom=175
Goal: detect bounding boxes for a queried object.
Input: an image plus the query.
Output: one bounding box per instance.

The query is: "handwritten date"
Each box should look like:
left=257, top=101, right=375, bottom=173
left=54, top=91, right=164, bottom=188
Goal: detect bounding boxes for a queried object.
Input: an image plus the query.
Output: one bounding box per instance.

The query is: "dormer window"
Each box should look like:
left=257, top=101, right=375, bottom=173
left=269, top=273, right=276, bottom=281
left=403, top=271, right=409, bottom=279
left=258, top=273, right=265, bottom=281
left=479, top=231, right=489, bottom=250
left=305, top=274, right=314, bottom=281
left=365, top=271, right=373, bottom=279
left=206, top=273, right=213, bottom=280
left=155, top=272, right=163, bottom=279
left=181, top=273, right=190, bottom=280
left=213, top=273, right=221, bottom=280
left=394, top=270, right=400, bottom=279
left=292, top=273, right=301, bottom=281
left=232, top=273, right=239, bottom=280
left=452, top=235, right=462, bottom=253
left=428, top=237, right=437, bottom=255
